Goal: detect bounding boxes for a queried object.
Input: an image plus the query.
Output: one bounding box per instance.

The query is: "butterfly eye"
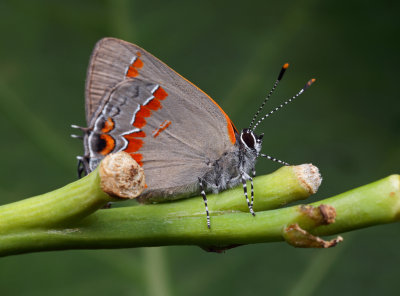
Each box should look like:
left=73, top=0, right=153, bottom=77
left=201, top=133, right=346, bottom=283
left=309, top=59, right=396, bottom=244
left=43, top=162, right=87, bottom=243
left=241, top=130, right=256, bottom=149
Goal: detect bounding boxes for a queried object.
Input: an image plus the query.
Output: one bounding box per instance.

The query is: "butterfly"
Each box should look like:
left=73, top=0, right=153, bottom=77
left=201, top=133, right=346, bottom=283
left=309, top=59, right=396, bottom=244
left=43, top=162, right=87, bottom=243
left=72, top=38, right=315, bottom=228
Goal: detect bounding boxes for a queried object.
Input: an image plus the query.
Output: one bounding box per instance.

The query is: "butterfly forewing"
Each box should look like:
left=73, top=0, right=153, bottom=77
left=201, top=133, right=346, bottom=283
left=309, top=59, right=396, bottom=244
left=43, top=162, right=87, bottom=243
left=85, top=38, right=238, bottom=200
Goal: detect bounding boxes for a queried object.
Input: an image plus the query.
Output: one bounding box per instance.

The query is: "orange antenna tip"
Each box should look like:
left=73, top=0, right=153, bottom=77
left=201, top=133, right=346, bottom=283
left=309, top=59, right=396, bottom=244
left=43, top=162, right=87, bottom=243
left=278, top=63, right=290, bottom=81
left=304, top=78, right=316, bottom=91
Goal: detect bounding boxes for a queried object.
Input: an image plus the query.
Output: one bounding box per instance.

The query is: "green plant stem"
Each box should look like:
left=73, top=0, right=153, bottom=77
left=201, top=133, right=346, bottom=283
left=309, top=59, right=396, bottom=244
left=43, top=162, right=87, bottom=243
left=0, top=169, right=111, bottom=234
left=0, top=165, right=398, bottom=256
left=311, top=175, right=400, bottom=235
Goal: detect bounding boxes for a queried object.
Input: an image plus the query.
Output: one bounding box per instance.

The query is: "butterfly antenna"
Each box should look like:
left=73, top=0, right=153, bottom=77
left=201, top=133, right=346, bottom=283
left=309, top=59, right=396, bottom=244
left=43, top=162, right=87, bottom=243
left=252, top=78, right=316, bottom=131
left=248, top=63, right=289, bottom=129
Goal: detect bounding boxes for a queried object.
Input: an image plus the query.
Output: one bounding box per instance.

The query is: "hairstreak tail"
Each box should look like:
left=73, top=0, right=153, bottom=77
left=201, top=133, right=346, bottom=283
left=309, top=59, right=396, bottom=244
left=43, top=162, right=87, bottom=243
left=72, top=38, right=315, bottom=228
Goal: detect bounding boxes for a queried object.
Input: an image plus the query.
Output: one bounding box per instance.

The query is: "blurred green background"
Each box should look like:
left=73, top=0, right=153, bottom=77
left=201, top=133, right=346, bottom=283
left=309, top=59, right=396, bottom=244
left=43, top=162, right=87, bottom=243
left=0, top=0, right=399, bottom=295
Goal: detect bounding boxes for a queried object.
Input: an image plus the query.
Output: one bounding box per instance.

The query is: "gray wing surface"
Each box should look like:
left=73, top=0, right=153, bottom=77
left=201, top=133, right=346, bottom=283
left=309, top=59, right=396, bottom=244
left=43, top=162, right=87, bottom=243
left=85, top=38, right=238, bottom=198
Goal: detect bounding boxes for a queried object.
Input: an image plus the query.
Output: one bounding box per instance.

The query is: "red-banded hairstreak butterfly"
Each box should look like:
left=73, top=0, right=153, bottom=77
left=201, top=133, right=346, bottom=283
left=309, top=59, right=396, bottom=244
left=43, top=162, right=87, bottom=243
left=72, top=38, right=315, bottom=228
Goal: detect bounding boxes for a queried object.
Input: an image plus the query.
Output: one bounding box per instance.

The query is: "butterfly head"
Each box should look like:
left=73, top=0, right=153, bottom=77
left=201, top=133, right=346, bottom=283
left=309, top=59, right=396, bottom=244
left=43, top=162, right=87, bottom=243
left=240, top=128, right=263, bottom=155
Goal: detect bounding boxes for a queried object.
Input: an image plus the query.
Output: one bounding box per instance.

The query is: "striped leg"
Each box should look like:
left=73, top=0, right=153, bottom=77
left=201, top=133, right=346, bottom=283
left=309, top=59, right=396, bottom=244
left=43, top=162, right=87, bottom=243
left=77, top=157, right=85, bottom=179
left=250, top=168, right=256, bottom=208
left=76, top=156, right=90, bottom=179
left=198, top=178, right=211, bottom=229
left=241, top=174, right=255, bottom=216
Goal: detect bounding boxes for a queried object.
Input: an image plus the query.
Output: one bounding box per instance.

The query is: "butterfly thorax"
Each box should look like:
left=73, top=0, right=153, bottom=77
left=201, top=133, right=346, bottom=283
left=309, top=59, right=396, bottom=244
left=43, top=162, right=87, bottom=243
left=201, top=129, right=262, bottom=194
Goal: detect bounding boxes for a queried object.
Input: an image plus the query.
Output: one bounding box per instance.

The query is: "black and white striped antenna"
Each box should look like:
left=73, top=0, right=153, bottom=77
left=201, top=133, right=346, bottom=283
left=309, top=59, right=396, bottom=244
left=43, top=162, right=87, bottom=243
left=248, top=63, right=289, bottom=129
left=251, top=78, right=316, bottom=131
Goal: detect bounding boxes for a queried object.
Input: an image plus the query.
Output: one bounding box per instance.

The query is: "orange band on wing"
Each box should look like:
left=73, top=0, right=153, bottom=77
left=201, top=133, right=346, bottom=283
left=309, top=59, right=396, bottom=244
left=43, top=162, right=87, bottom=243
left=126, top=66, right=139, bottom=77
left=153, top=86, right=168, bottom=100
left=123, top=85, right=170, bottom=167
left=124, top=137, right=144, bottom=153
left=130, top=131, right=146, bottom=137
left=123, top=132, right=145, bottom=152
left=126, top=56, right=144, bottom=78
left=99, top=134, right=115, bottom=155
left=131, top=153, right=143, bottom=166
left=153, top=120, right=171, bottom=138
left=133, top=86, right=169, bottom=128
left=123, top=131, right=146, bottom=166
left=145, top=98, right=162, bottom=111
left=133, top=106, right=151, bottom=128
left=101, top=117, right=115, bottom=133
left=133, top=58, right=143, bottom=68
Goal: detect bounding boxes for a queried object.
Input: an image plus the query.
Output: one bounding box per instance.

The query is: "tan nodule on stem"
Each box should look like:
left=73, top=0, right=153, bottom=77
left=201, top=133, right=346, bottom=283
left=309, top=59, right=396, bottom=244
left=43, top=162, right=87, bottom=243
left=99, top=152, right=145, bottom=199
left=294, top=163, right=322, bottom=195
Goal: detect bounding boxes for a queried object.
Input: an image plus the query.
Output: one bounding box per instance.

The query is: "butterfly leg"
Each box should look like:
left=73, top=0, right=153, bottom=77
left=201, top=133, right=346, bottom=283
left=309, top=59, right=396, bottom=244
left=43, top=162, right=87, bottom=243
left=198, top=178, right=211, bottom=229
left=260, top=153, right=290, bottom=166
left=76, top=155, right=92, bottom=179
left=77, top=157, right=85, bottom=179
left=71, top=124, right=93, bottom=178
left=241, top=173, right=255, bottom=216
left=250, top=168, right=256, bottom=209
